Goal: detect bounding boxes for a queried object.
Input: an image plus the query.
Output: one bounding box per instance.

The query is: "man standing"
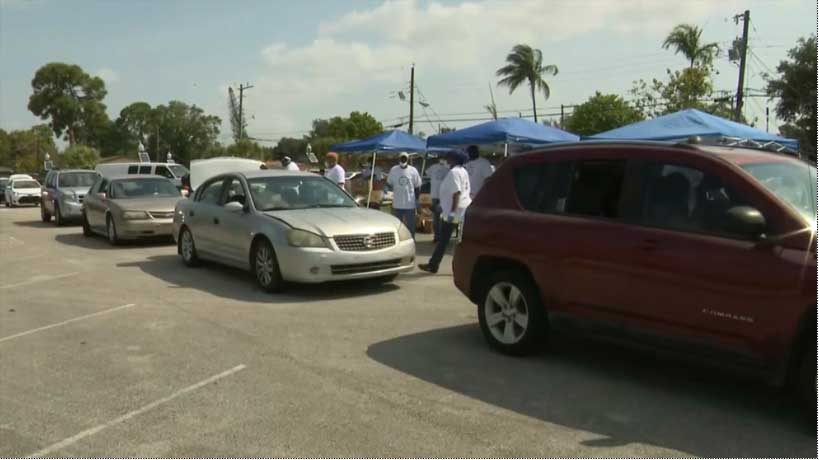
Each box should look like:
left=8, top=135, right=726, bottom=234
left=424, top=154, right=450, bottom=242
left=419, top=149, right=471, bottom=274
left=386, top=152, right=422, bottom=238
left=324, top=152, right=346, bottom=189
left=464, top=145, right=494, bottom=199
left=282, top=156, right=300, bottom=171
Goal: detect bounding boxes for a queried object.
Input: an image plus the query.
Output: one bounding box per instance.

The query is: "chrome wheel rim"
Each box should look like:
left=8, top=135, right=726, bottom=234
left=255, top=244, right=274, bottom=286
left=181, top=230, right=194, bottom=261
left=484, top=282, right=529, bottom=345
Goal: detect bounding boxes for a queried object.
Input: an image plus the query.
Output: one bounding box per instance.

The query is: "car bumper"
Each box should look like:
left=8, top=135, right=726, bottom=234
left=118, top=218, right=175, bottom=239
left=11, top=195, right=40, bottom=206
left=60, top=200, right=84, bottom=218
left=277, top=239, right=416, bottom=283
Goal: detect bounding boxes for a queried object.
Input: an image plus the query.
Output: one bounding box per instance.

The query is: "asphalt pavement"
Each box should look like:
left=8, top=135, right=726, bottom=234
left=0, top=205, right=815, bottom=457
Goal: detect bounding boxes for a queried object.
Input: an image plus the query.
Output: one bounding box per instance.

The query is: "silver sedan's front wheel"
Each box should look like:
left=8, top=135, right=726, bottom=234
left=179, top=227, right=200, bottom=267
left=252, top=239, right=283, bottom=293
left=478, top=271, right=547, bottom=355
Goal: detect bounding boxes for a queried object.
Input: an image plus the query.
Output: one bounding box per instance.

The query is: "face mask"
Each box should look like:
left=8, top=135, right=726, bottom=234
left=400, top=160, right=408, bottom=168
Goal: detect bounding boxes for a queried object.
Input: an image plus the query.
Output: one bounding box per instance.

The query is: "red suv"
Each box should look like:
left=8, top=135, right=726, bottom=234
left=453, top=141, right=816, bottom=406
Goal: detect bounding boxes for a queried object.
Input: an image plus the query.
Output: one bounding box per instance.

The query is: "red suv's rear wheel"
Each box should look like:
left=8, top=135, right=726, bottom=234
left=478, top=270, right=548, bottom=355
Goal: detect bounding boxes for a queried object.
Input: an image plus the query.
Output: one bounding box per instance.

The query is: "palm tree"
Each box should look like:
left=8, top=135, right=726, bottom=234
left=496, top=44, right=558, bottom=122
left=662, top=24, right=720, bottom=68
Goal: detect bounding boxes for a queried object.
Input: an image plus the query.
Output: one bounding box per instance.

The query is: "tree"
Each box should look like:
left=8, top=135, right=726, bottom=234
left=0, top=125, right=58, bottom=172
left=565, top=92, right=644, bottom=136
left=496, top=44, right=559, bottom=122
left=146, top=101, right=221, bottom=164
left=766, top=36, right=817, bottom=158
left=226, top=139, right=268, bottom=160
left=28, top=63, right=109, bottom=146
left=631, top=67, right=735, bottom=120
left=662, top=24, right=720, bottom=68
left=485, top=83, right=499, bottom=120
left=57, top=145, right=100, bottom=169
left=116, top=102, right=154, bottom=145
left=228, top=87, right=247, bottom=142
left=272, top=137, right=308, bottom=161
left=308, top=111, right=383, bottom=140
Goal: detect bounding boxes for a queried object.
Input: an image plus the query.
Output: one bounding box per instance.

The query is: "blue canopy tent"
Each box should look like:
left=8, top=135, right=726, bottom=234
left=330, top=130, right=427, bottom=207
left=426, top=118, right=580, bottom=156
left=588, top=108, right=799, bottom=152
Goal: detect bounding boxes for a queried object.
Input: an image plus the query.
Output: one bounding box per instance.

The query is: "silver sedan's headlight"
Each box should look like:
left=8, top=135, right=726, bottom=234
left=397, top=223, right=412, bottom=241
left=287, top=229, right=328, bottom=248
left=122, top=211, right=150, bottom=220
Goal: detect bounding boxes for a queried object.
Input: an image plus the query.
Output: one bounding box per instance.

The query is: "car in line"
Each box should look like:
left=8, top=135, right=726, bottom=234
left=173, top=169, right=416, bottom=292
left=453, top=141, right=817, bottom=410
left=4, top=177, right=41, bottom=207
left=95, top=162, right=190, bottom=189
left=40, top=169, right=99, bottom=225
left=82, top=175, right=181, bottom=245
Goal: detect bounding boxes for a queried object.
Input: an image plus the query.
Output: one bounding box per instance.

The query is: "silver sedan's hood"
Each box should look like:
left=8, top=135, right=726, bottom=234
left=264, top=207, right=401, bottom=237
left=112, top=196, right=181, bottom=213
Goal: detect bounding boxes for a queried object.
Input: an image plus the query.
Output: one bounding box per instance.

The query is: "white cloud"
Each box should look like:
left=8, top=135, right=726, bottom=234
left=96, top=67, right=120, bottom=84
left=231, top=0, right=738, bottom=142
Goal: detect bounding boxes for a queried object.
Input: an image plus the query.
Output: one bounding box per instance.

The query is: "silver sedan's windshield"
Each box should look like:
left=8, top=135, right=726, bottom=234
left=110, top=178, right=180, bottom=199
left=248, top=176, right=356, bottom=211
left=742, top=161, right=817, bottom=225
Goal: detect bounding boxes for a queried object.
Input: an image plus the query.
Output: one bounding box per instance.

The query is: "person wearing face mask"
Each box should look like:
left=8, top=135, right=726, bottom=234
left=424, top=154, right=450, bottom=242
left=419, top=149, right=471, bottom=274
left=386, top=152, right=422, bottom=238
left=282, top=156, right=300, bottom=171
left=324, top=152, right=346, bottom=189
left=464, top=144, right=495, bottom=199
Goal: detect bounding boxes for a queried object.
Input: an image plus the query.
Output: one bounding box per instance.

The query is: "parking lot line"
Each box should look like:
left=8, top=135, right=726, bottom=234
left=0, top=303, right=136, bottom=344
left=0, top=271, right=80, bottom=290
left=26, top=364, right=248, bottom=458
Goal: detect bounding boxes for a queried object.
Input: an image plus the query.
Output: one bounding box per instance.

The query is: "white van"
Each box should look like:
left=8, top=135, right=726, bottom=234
left=95, top=162, right=189, bottom=188
left=189, top=157, right=266, bottom=191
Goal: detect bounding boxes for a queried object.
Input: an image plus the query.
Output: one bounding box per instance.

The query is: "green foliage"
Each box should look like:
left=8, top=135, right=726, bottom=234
left=496, top=44, right=558, bottom=122
left=28, top=63, right=109, bottom=146
left=58, top=145, right=100, bottom=169
left=564, top=92, right=643, bottom=136
left=272, top=137, right=308, bottom=161
left=308, top=111, right=383, bottom=140
left=766, top=36, right=817, bottom=157
left=144, top=101, right=221, bottom=164
left=662, top=24, right=720, bottom=68
left=225, top=139, right=270, bottom=160
left=0, top=125, right=58, bottom=173
left=116, top=102, right=154, bottom=144
left=631, top=67, right=735, bottom=120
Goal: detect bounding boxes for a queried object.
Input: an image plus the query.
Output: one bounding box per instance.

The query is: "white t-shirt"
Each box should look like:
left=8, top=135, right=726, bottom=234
left=464, top=157, right=495, bottom=198
left=438, top=165, right=472, bottom=222
left=285, top=162, right=300, bottom=171
left=324, top=164, right=346, bottom=186
left=386, top=165, right=422, bottom=209
left=425, top=162, right=449, bottom=200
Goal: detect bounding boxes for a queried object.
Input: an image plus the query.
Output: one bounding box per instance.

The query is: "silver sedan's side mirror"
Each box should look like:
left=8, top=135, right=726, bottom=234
left=225, top=201, right=245, bottom=213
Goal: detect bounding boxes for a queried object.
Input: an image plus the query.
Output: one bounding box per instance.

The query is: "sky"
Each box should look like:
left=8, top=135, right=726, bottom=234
left=0, top=0, right=815, bottom=147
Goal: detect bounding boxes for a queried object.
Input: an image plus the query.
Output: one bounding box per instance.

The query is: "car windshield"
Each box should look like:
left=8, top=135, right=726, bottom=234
left=248, top=175, right=357, bottom=211
left=59, top=172, right=98, bottom=187
left=742, top=161, right=817, bottom=226
left=110, top=178, right=180, bottom=199
left=12, top=180, right=39, bottom=189
left=168, top=164, right=189, bottom=177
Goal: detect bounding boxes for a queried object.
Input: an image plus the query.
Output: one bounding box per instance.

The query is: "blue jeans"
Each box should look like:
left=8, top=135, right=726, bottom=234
left=431, top=199, right=442, bottom=241
left=427, top=220, right=455, bottom=271
left=394, top=208, right=416, bottom=238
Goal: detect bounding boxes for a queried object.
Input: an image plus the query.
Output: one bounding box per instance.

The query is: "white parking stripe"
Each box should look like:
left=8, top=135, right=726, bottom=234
left=26, top=364, right=248, bottom=458
left=0, top=303, right=136, bottom=344
left=0, top=272, right=80, bottom=290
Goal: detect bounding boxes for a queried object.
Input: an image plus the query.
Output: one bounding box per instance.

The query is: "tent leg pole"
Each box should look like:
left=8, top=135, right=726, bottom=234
left=504, top=143, right=508, bottom=158
left=420, top=153, right=427, bottom=177
left=367, top=151, right=376, bottom=208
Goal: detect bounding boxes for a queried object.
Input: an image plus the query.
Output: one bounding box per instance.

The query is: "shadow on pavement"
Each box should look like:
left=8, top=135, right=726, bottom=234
left=367, top=325, right=816, bottom=458
left=55, top=232, right=174, bottom=250
left=12, top=220, right=60, bottom=229
left=117, top=254, right=401, bottom=303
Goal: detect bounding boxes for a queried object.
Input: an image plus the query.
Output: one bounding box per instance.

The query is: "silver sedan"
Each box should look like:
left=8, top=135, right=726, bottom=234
left=173, top=170, right=416, bottom=292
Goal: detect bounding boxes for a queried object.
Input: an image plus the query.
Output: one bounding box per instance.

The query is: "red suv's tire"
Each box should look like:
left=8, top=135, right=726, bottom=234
left=478, top=270, right=548, bottom=355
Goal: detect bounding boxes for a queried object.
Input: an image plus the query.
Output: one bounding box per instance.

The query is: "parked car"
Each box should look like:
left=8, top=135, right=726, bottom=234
left=95, top=162, right=190, bottom=188
left=0, top=178, right=7, bottom=203
left=453, top=141, right=817, bottom=408
left=40, top=169, right=99, bottom=225
left=82, top=175, right=181, bottom=244
left=5, top=178, right=41, bottom=207
left=173, top=169, right=416, bottom=292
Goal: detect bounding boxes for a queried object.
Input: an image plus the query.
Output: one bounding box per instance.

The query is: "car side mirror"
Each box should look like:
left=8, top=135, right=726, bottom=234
left=724, top=206, right=766, bottom=240
left=98, top=192, right=106, bottom=199
left=225, top=201, right=245, bottom=213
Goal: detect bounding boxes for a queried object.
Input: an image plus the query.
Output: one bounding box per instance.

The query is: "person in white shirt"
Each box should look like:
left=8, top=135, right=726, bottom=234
left=464, top=145, right=495, bottom=199
left=324, top=152, right=346, bottom=189
left=282, top=156, right=300, bottom=171
left=386, top=152, right=422, bottom=238
left=424, top=156, right=450, bottom=242
left=419, top=149, right=471, bottom=274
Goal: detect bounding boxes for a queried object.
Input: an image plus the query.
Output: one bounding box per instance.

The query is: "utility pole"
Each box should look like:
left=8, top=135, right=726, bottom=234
left=765, top=106, right=770, bottom=132
left=560, top=104, right=565, bottom=128
left=238, top=83, right=254, bottom=139
left=408, top=64, right=415, bottom=135
left=733, top=10, right=750, bottom=122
